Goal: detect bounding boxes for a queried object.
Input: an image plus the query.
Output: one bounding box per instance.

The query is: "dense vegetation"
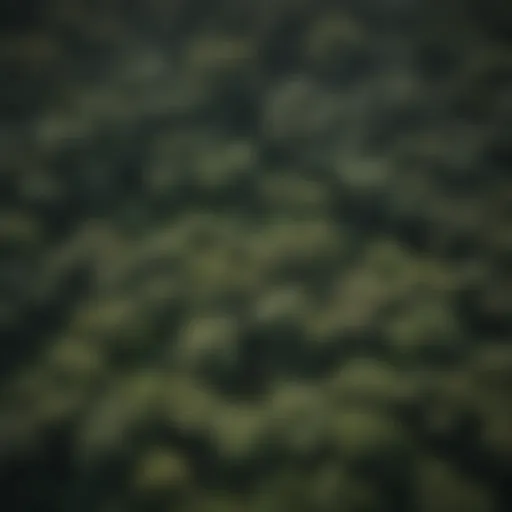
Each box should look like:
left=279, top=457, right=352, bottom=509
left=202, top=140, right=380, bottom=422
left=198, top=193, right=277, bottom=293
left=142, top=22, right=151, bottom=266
left=1, top=1, right=511, bottom=511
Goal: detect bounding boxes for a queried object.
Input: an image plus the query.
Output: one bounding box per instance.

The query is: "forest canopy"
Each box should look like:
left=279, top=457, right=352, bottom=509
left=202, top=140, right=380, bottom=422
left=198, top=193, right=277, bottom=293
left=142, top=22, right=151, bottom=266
left=0, top=1, right=511, bottom=511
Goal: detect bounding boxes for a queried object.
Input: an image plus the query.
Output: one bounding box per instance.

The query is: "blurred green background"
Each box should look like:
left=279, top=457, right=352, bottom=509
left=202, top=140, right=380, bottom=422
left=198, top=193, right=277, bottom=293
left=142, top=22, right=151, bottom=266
left=0, top=1, right=511, bottom=511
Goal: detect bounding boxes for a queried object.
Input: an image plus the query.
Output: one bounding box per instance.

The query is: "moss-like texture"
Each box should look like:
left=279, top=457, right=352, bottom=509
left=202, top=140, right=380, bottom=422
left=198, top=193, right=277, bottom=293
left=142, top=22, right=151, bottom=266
left=1, top=1, right=511, bottom=511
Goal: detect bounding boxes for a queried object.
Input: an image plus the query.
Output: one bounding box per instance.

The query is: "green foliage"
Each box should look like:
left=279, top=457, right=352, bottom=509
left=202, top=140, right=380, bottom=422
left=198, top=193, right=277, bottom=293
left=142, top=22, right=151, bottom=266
left=267, top=381, right=331, bottom=459
left=172, top=314, right=241, bottom=386
left=210, top=404, right=270, bottom=468
left=76, top=371, right=167, bottom=467
left=417, top=457, right=495, bottom=512
left=184, top=34, right=257, bottom=89
left=330, top=409, right=414, bottom=475
left=327, top=358, right=411, bottom=408
left=385, top=299, right=464, bottom=364
left=304, top=13, right=366, bottom=71
left=162, top=375, right=221, bottom=437
left=262, top=78, right=343, bottom=148
left=131, top=447, right=192, bottom=502
left=1, top=1, right=510, bottom=511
